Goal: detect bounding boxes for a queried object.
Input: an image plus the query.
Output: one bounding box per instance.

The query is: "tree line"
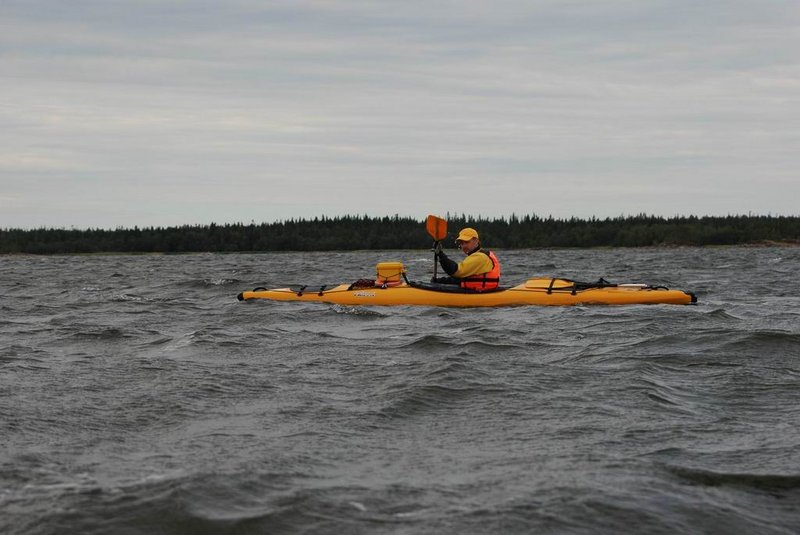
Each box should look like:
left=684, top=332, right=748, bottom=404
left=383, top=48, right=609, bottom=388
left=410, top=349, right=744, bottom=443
left=1, top=214, right=799, bottom=254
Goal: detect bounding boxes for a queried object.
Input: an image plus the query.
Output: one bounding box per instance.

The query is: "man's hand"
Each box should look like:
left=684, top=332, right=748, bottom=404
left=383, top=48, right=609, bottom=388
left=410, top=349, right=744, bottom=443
left=432, top=241, right=443, bottom=255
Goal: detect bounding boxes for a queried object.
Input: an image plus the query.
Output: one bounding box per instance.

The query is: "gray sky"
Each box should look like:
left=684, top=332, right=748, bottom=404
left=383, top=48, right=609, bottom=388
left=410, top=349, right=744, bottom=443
left=2, top=0, right=798, bottom=229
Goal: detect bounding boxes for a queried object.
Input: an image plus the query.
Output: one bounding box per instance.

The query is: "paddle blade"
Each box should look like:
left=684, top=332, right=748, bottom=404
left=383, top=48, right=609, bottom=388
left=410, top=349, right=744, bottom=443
left=426, top=214, right=447, bottom=241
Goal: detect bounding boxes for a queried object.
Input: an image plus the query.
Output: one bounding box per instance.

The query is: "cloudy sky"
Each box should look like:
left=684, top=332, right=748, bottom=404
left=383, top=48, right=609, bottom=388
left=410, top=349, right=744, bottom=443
left=1, top=1, right=798, bottom=229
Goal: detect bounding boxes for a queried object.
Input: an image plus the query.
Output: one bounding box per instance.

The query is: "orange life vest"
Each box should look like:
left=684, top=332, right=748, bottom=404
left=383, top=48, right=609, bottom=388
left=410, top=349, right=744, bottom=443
left=460, top=250, right=501, bottom=291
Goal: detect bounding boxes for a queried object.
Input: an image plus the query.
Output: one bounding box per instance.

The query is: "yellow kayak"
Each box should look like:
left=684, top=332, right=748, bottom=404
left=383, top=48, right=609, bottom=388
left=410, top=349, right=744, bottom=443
left=237, top=276, right=696, bottom=307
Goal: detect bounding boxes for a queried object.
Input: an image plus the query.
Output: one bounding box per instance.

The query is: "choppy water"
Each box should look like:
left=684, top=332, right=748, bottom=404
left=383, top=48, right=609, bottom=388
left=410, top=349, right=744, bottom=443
left=2, top=247, right=800, bottom=534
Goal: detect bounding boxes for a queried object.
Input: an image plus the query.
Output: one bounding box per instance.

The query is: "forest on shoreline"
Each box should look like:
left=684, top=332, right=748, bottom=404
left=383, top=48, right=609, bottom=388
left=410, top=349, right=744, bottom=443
left=2, top=214, right=799, bottom=254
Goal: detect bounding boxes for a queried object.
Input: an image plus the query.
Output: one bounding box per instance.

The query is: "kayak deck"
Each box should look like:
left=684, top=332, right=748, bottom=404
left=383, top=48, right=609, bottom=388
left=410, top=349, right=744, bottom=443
left=237, top=277, right=697, bottom=307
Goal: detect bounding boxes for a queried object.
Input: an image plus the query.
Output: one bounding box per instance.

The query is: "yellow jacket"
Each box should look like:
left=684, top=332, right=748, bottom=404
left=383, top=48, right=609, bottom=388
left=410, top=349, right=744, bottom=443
left=453, top=251, right=494, bottom=278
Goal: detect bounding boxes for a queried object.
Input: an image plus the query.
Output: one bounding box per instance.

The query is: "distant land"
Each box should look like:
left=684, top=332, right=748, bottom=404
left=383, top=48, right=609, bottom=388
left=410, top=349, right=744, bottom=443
left=1, top=214, right=799, bottom=254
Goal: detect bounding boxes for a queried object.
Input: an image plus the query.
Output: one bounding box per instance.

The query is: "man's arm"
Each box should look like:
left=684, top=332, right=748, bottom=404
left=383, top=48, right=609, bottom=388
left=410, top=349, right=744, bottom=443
left=438, top=251, right=492, bottom=278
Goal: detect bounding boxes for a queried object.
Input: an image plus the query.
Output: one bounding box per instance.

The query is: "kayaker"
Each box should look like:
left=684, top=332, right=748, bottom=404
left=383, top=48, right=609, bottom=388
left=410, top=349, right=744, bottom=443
left=434, top=227, right=501, bottom=291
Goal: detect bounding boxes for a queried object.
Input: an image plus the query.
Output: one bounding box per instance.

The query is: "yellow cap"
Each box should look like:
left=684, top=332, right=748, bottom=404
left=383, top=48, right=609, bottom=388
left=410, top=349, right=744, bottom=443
left=455, top=228, right=479, bottom=243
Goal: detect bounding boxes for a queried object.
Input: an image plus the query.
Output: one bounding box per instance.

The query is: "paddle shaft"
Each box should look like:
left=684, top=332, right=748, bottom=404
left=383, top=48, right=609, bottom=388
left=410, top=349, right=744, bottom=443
left=425, top=214, right=447, bottom=282
left=433, top=241, right=439, bottom=280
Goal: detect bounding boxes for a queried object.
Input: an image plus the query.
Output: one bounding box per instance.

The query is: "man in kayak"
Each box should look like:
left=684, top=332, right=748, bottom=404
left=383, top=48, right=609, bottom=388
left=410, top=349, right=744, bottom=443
left=434, top=227, right=501, bottom=291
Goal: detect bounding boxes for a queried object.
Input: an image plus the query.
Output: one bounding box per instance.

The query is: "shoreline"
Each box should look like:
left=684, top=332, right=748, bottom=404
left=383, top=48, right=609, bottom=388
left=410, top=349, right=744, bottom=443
left=2, top=241, right=799, bottom=256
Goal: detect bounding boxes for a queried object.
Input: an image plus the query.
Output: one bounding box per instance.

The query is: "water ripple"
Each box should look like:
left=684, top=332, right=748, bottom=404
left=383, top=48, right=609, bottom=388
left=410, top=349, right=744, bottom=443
left=3, top=248, right=800, bottom=534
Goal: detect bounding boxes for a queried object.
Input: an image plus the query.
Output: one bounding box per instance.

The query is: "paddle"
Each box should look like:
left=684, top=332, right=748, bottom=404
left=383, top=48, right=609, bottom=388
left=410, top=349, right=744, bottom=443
left=426, top=214, right=447, bottom=280
left=426, top=214, right=447, bottom=242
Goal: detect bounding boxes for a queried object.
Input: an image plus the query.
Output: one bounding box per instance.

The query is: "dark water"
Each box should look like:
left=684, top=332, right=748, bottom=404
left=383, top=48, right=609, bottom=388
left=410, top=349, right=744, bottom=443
left=2, top=247, right=800, bottom=534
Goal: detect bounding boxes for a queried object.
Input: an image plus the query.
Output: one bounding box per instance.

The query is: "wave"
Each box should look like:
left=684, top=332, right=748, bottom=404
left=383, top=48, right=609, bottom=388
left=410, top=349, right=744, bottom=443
left=633, top=370, right=712, bottom=416
left=162, top=328, right=248, bottom=349
left=395, top=334, right=525, bottom=352
left=65, top=327, right=130, bottom=340
left=665, top=465, right=800, bottom=493
left=0, top=351, right=52, bottom=372
left=329, top=304, right=388, bottom=317
left=721, top=330, right=800, bottom=352
left=392, top=334, right=453, bottom=350
left=175, top=278, right=241, bottom=288
left=110, top=293, right=147, bottom=302
left=376, top=383, right=482, bottom=418
left=702, top=308, right=744, bottom=320
left=134, top=336, right=173, bottom=348
left=0, top=470, right=417, bottom=535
